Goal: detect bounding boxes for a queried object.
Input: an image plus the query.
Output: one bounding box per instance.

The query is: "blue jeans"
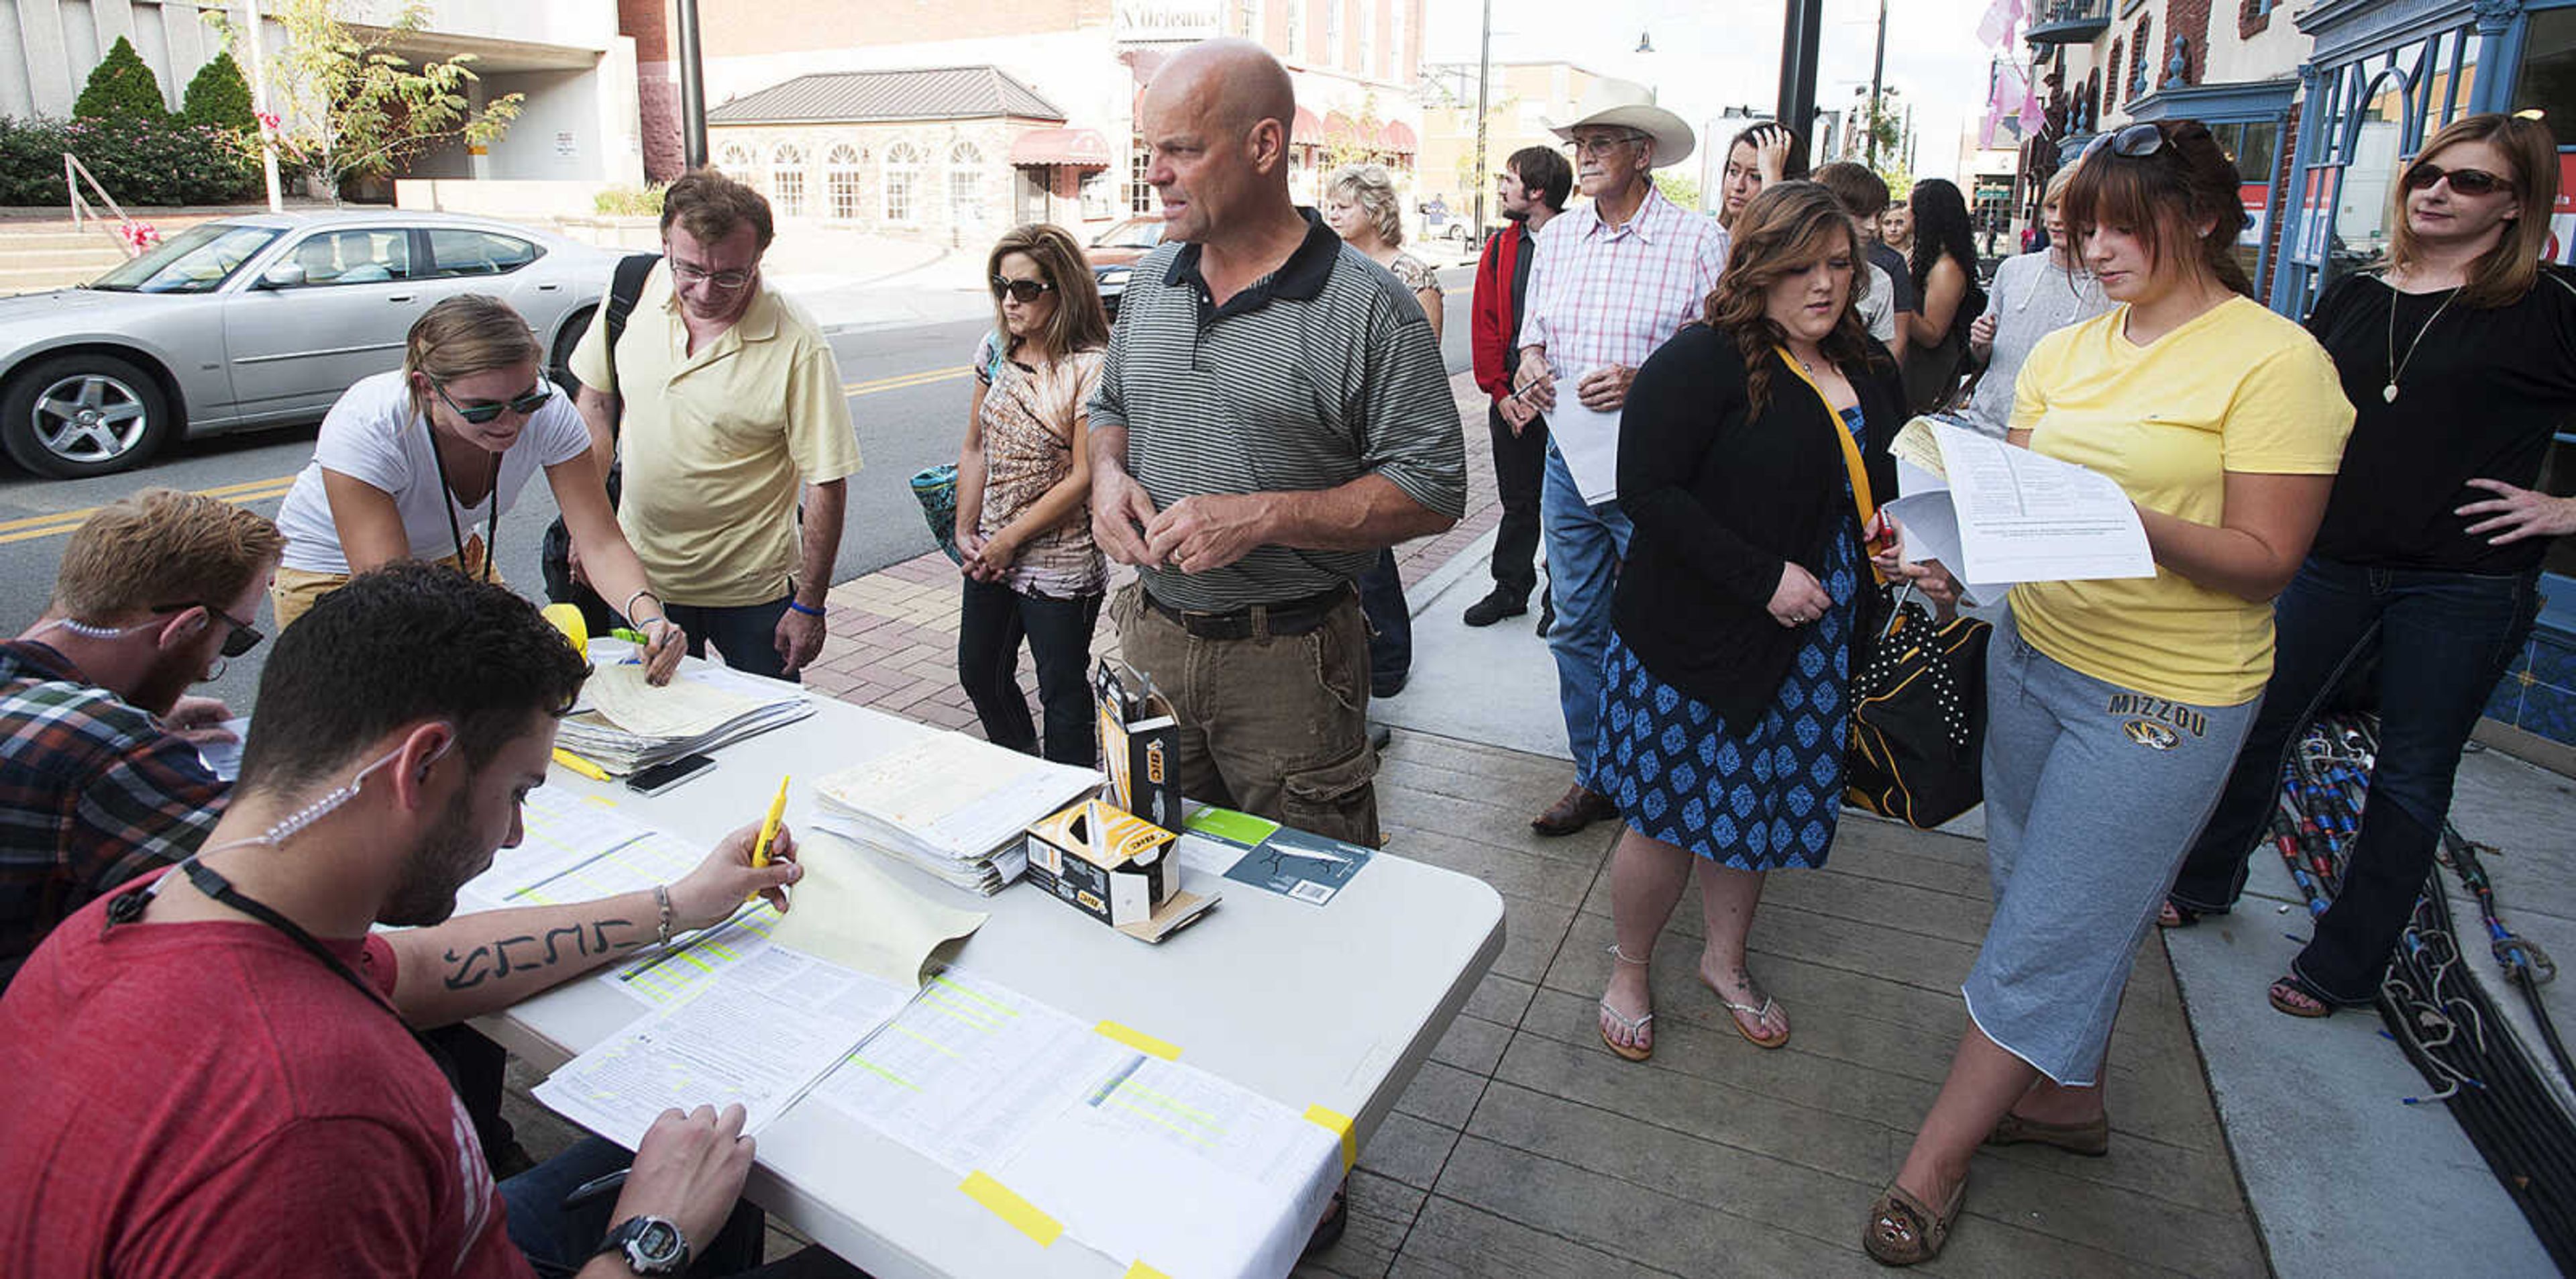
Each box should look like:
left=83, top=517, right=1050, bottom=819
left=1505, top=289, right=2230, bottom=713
left=499, top=1137, right=864, bottom=1277
left=957, top=577, right=1103, bottom=766
left=2169, top=556, right=2540, bottom=1002
left=667, top=596, right=798, bottom=682
left=1540, top=442, right=1631, bottom=780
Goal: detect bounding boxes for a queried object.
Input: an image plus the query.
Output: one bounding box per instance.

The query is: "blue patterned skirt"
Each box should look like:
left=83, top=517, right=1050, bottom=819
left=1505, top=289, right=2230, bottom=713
left=1587, top=518, right=1860, bottom=871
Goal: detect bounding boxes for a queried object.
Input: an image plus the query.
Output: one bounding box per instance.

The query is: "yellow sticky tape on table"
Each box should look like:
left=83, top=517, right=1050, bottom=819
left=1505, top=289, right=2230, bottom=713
left=959, top=1171, right=1061, bottom=1246
left=1093, top=1020, right=1181, bottom=1060
left=1123, top=1263, right=1172, bottom=1279
left=1304, top=1103, right=1357, bottom=1171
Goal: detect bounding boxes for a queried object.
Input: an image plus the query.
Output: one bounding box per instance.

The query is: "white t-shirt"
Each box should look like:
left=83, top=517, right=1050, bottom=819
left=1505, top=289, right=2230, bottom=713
left=276, top=370, right=592, bottom=574
left=1857, top=262, right=1899, bottom=348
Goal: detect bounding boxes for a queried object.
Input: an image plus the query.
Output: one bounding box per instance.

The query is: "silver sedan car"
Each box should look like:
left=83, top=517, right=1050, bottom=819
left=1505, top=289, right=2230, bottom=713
left=0, top=210, right=631, bottom=478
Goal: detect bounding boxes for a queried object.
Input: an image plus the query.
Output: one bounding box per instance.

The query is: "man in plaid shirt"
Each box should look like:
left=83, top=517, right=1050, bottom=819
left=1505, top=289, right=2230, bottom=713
left=0, top=489, right=281, bottom=987
left=1511, top=83, right=1729, bottom=836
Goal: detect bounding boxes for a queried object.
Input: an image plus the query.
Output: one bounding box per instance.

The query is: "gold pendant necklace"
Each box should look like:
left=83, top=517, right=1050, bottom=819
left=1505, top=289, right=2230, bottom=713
left=2383, top=275, right=2461, bottom=403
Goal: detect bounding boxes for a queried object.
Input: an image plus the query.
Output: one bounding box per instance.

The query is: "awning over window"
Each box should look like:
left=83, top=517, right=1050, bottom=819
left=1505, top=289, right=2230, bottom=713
left=1009, top=127, right=1113, bottom=168
left=1293, top=106, right=1324, bottom=144
left=1379, top=120, right=1417, bottom=152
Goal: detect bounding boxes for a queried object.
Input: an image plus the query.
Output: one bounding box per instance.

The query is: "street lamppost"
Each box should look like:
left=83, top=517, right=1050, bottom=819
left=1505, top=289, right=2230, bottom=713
left=1472, top=0, right=1493, bottom=246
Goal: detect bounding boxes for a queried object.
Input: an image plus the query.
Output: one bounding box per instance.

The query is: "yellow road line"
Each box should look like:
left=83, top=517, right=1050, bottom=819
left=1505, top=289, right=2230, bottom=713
left=0, top=364, right=959, bottom=547
left=843, top=366, right=968, bottom=396
left=0, top=477, right=296, bottom=542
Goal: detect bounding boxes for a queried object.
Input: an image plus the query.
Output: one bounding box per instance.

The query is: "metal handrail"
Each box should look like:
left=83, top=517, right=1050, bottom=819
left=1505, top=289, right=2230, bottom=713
left=62, top=152, right=143, bottom=254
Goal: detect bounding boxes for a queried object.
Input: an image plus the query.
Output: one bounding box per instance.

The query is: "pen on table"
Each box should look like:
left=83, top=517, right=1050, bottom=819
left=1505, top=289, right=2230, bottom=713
left=553, top=748, right=611, bottom=781
left=751, top=775, right=790, bottom=900
left=560, top=1168, right=628, bottom=1212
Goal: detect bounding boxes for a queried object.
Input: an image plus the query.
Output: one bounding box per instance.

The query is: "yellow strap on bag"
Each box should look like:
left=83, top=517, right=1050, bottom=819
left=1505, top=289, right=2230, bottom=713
left=1774, top=346, right=1890, bottom=582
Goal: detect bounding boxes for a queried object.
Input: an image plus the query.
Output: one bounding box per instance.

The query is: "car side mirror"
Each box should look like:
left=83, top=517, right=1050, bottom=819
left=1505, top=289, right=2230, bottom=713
left=259, top=263, right=308, bottom=289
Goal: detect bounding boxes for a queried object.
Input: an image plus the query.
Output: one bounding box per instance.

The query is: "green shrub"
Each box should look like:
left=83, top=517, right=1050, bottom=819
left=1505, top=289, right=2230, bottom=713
left=0, top=116, right=266, bottom=206
left=592, top=184, right=665, bottom=217
left=181, top=52, right=258, bottom=133
left=73, top=37, right=170, bottom=125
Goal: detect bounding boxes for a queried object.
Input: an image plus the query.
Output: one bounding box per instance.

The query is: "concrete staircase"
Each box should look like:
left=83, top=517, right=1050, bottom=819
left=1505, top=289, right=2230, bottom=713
left=0, top=207, right=281, bottom=296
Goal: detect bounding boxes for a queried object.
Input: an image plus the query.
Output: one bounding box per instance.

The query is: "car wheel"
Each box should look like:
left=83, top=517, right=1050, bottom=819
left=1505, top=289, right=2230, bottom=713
left=550, top=306, right=596, bottom=393
left=0, top=353, right=172, bottom=479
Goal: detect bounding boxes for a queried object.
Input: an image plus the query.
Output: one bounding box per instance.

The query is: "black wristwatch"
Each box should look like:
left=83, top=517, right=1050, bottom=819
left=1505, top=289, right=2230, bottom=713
left=596, top=1215, right=691, bottom=1276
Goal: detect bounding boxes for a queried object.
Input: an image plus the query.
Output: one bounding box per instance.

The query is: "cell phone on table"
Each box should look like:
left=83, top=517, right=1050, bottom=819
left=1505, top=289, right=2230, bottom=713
left=627, top=754, right=715, bottom=796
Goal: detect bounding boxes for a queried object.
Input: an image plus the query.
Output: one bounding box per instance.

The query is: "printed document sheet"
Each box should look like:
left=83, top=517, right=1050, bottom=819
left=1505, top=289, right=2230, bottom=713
left=1885, top=419, right=2153, bottom=588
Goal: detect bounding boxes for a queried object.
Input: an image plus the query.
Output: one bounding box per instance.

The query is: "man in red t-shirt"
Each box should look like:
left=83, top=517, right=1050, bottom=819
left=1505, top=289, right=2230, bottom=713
left=0, top=564, right=829, bottom=1278
left=1465, top=145, right=1570, bottom=631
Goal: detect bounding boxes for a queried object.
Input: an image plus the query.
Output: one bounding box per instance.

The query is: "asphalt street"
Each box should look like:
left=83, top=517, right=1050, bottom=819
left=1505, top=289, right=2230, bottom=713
left=0, top=273, right=1472, bottom=709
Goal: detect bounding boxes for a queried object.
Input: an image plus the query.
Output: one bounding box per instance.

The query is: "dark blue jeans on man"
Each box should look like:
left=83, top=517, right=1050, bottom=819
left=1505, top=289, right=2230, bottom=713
left=500, top=1136, right=863, bottom=1276
left=2168, top=556, right=2540, bottom=1003
left=1357, top=548, right=1411, bottom=697
left=667, top=597, right=799, bottom=682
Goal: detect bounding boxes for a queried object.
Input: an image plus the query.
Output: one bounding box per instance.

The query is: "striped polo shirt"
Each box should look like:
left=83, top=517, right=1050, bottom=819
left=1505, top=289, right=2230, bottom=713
left=1088, top=209, right=1466, bottom=613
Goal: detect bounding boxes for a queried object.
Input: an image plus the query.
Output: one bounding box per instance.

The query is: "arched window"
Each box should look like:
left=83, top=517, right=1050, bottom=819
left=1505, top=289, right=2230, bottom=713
left=769, top=142, right=807, bottom=217
left=717, top=140, right=756, bottom=189
left=885, top=142, right=924, bottom=223
left=948, top=141, right=987, bottom=232
left=825, top=144, right=866, bottom=221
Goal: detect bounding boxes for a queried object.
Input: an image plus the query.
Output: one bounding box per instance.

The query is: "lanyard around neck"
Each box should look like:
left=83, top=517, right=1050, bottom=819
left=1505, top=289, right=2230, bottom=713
left=424, top=415, right=501, bottom=580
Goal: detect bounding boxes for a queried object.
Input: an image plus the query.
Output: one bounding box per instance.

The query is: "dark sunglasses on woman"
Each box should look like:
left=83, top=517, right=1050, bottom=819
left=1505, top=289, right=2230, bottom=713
left=2402, top=162, right=2508, bottom=196
left=989, top=276, right=1057, bottom=303
left=431, top=379, right=553, bottom=425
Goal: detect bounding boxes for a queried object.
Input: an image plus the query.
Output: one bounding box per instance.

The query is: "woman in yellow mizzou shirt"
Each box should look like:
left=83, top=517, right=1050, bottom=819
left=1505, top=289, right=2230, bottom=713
left=1860, top=120, right=2355, bottom=1265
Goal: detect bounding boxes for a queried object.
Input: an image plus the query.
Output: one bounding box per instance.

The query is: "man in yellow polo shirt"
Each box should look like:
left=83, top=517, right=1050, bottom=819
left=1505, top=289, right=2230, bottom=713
left=569, top=169, right=861, bottom=680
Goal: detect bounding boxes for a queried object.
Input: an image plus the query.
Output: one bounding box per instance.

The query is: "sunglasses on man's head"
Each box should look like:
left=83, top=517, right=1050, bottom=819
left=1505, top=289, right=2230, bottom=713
left=432, top=379, right=553, bottom=425
left=990, top=277, right=1057, bottom=303
left=154, top=601, right=263, bottom=658
left=2404, top=161, right=2509, bottom=197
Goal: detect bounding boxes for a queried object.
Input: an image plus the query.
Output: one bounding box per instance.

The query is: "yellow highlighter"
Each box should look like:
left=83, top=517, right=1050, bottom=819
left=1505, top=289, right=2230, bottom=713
left=751, top=776, right=790, bottom=899
left=552, top=748, right=611, bottom=781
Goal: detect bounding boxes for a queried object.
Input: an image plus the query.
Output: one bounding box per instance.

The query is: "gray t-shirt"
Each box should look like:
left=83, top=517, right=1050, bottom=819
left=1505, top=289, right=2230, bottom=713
left=1856, top=262, right=1899, bottom=350
left=1088, top=213, right=1466, bottom=611
left=1960, top=251, right=2112, bottom=438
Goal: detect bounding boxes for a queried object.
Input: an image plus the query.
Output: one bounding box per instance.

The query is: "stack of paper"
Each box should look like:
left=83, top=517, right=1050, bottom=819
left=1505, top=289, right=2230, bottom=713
left=808, top=735, right=1101, bottom=894
left=555, top=662, right=814, bottom=775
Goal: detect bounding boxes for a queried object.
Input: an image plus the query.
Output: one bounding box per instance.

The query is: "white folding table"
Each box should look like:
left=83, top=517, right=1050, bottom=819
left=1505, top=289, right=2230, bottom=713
left=476, top=692, right=1505, bottom=1278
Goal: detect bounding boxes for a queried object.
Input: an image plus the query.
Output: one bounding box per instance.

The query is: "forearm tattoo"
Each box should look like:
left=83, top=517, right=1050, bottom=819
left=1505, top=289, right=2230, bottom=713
left=440, top=916, right=648, bottom=990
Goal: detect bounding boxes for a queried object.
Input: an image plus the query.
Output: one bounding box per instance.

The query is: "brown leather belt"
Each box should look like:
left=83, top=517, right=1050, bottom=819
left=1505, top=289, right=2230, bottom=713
left=1141, top=583, right=1354, bottom=641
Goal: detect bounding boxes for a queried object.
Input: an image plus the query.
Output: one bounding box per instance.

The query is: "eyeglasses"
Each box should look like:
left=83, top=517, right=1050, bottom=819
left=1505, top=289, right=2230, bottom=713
left=431, top=379, right=553, bottom=426
left=2403, top=161, right=2509, bottom=197
left=1564, top=132, right=1645, bottom=158
left=2082, top=121, right=2167, bottom=163
left=155, top=601, right=263, bottom=658
left=989, top=276, right=1058, bottom=303
left=668, top=260, right=755, bottom=291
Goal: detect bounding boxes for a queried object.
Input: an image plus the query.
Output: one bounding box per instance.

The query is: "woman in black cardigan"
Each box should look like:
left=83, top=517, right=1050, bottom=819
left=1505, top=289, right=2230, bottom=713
left=1595, top=181, right=1906, bottom=1062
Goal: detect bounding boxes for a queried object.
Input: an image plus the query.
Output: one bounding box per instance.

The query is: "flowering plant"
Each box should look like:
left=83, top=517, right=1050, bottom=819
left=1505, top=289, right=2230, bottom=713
left=114, top=221, right=161, bottom=255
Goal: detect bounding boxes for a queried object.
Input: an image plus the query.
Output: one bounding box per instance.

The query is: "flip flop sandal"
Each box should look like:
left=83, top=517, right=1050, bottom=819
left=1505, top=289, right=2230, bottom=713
left=1864, top=1180, right=1966, bottom=1266
left=1984, top=1110, right=2110, bottom=1157
left=1702, top=976, right=1790, bottom=1050
left=2268, top=972, right=2337, bottom=1019
left=1598, top=1000, right=1654, bottom=1062
left=2157, top=900, right=2208, bottom=929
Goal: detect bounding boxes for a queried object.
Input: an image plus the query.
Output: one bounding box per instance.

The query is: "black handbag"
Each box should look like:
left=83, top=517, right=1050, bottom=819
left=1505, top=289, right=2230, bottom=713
left=1845, top=583, right=1990, bottom=827
left=1779, top=346, right=1992, bottom=829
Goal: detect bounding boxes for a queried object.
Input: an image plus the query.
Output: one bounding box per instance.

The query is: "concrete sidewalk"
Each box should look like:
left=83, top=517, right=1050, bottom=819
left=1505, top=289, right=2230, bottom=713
left=504, top=366, right=2571, bottom=1274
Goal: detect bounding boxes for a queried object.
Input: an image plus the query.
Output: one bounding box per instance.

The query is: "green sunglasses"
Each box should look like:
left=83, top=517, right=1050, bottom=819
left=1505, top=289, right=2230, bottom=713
left=431, top=378, right=553, bottom=425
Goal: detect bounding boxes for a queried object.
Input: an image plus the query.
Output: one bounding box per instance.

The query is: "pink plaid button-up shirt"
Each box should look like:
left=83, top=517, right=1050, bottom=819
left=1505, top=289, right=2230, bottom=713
left=1514, top=183, right=1730, bottom=381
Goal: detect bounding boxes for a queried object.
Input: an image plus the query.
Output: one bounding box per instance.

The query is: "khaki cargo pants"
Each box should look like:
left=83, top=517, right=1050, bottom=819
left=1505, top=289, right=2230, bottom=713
left=1110, top=580, right=1381, bottom=847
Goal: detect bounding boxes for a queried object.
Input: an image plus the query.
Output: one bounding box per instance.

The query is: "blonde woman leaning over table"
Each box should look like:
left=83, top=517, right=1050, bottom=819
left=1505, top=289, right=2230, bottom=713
left=955, top=224, right=1112, bottom=766
left=268, top=295, right=684, bottom=682
left=1862, top=119, right=2352, bottom=1266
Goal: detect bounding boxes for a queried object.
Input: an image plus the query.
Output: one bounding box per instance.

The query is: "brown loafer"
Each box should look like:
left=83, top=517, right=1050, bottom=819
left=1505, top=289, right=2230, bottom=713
left=1532, top=783, right=1617, bottom=836
left=1983, top=1110, right=2110, bottom=1157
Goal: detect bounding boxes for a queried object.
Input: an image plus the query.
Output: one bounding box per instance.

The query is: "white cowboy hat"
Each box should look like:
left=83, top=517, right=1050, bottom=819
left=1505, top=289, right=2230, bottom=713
left=1546, top=80, right=1695, bottom=169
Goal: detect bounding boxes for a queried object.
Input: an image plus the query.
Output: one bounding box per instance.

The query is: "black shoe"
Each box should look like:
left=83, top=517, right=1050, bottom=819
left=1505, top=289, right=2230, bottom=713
left=1368, top=719, right=1393, bottom=752
left=1536, top=593, right=1556, bottom=638
left=1302, top=1179, right=1349, bottom=1256
left=1372, top=674, right=1407, bottom=699
left=1462, top=588, right=1529, bottom=627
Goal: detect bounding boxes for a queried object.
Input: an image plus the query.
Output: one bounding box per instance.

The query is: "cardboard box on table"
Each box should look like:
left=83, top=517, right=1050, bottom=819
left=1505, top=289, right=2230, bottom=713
left=1022, top=799, right=1218, bottom=942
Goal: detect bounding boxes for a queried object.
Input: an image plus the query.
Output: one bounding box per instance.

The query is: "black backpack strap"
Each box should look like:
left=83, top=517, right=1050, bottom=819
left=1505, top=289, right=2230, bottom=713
left=600, top=253, right=661, bottom=408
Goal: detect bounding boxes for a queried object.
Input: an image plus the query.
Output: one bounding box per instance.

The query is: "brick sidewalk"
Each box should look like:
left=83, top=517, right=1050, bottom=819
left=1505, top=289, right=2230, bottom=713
left=798, top=370, right=1508, bottom=725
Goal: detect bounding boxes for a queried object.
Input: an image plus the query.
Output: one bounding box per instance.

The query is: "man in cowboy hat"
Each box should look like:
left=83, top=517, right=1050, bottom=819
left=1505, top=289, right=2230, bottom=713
left=1511, top=79, right=1730, bottom=837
